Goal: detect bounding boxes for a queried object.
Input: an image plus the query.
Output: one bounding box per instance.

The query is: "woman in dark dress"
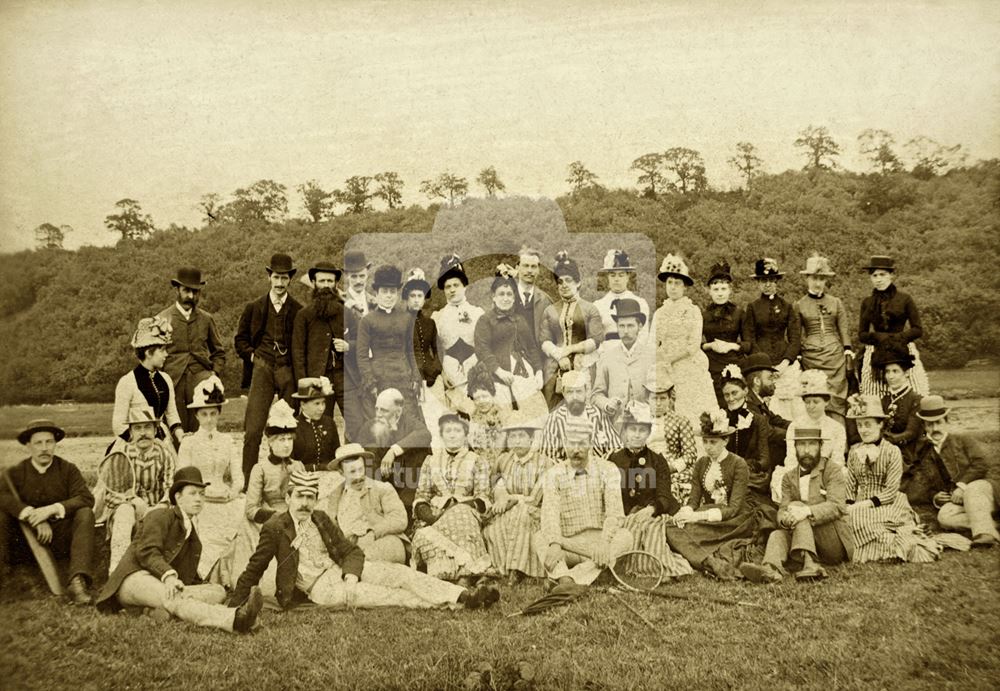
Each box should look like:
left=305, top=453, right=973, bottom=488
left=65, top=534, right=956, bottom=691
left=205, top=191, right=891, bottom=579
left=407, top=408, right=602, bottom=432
left=701, top=260, right=749, bottom=405
left=873, top=344, right=923, bottom=467
left=858, top=255, right=929, bottom=396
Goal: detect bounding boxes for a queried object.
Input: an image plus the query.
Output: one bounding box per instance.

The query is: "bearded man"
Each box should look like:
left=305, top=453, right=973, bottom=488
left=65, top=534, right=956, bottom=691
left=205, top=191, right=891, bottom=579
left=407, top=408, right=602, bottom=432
left=540, top=370, right=620, bottom=463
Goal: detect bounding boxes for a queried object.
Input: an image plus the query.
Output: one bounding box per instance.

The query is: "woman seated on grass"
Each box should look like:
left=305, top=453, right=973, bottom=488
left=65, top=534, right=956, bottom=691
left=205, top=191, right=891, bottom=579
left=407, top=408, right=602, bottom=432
left=410, top=412, right=493, bottom=585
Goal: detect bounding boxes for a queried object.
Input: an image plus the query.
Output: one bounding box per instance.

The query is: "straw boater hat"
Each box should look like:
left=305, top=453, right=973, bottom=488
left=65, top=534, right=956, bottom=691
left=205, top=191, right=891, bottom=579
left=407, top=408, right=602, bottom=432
left=750, top=257, right=784, bottom=280
left=372, top=265, right=403, bottom=290
left=329, top=443, right=374, bottom=470
left=552, top=251, right=581, bottom=282
left=915, top=395, right=949, bottom=422
left=706, top=260, right=734, bottom=285
left=643, top=364, right=675, bottom=394
left=437, top=253, right=469, bottom=289
left=699, top=410, right=735, bottom=438
left=265, top=399, right=298, bottom=435
left=402, top=268, right=432, bottom=298
left=861, top=255, right=896, bottom=273
left=342, top=249, right=372, bottom=275
left=292, top=376, right=333, bottom=401
left=656, top=254, right=694, bottom=286
left=742, top=353, right=777, bottom=375
left=502, top=409, right=543, bottom=433
left=438, top=410, right=470, bottom=431
left=187, top=374, right=226, bottom=409
left=265, top=252, right=297, bottom=277
left=168, top=466, right=209, bottom=504
left=599, top=249, right=636, bottom=273
left=307, top=260, right=342, bottom=283
left=799, top=370, right=832, bottom=399
left=791, top=427, right=827, bottom=442
left=845, top=393, right=887, bottom=419
left=799, top=253, right=836, bottom=277
left=130, top=316, right=173, bottom=349
left=17, top=419, right=65, bottom=445
left=170, top=267, right=206, bottom=290
left=611, top=297, right=646, bottom=326
left=622, top=401, right=653, bottom=428
left=126, top=404, right=160, bottom=426
left=287, top=469, right=320, bottom=496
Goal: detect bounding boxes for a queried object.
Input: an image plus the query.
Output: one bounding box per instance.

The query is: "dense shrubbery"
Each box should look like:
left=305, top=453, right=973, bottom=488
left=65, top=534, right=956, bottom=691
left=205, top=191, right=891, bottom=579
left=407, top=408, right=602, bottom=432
left=0, top=164, right=997, bottom=404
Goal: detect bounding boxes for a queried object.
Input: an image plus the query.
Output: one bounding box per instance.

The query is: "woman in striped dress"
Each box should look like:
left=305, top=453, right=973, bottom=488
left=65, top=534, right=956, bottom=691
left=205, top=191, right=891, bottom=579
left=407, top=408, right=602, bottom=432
left=845, top=394, right=939, bottom=563
left=482, top=420, right=552, bottom=582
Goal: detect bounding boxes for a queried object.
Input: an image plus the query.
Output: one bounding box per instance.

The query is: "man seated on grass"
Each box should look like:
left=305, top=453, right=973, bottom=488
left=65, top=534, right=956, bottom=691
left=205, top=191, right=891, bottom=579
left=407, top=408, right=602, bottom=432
left=229, top=470, right=499, bottom=611
left=0, top=419, right=96, bottom=605
left=741, top=427, right=852, bottom=583
left=97, top=467, right=263, bottom=634
left=532, top=435, right=633, bottom=588
left=324, top=444, right=409, bottom=563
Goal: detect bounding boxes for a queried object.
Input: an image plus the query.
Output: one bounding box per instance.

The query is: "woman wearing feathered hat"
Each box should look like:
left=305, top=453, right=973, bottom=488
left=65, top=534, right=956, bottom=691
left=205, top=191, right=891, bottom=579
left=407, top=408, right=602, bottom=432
left=432, top=253, right=485, bottom=412
left=651, top=252, right=717, bottom=434
left=538, top=250, right=604, bottom=407
left=592, top=249, right=650, bottom=348
left=857, top=255, right=930, bottom=398
left=794, top=253, right=854, bottom=421
left=176, top=375, right=242, bottom=580
left=111, top=316, right=184, bottom=450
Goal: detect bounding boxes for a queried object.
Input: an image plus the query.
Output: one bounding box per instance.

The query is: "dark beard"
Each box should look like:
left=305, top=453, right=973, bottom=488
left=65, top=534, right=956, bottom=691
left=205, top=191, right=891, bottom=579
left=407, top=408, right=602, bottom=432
left=798, top=453, right=820, bottom=473
left=312, top=288, right=341, bottom=320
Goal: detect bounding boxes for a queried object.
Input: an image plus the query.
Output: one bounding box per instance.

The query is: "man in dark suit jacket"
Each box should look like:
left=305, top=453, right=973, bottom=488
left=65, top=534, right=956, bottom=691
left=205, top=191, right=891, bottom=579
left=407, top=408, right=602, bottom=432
left=230, top=470, right=497, bottom=610
left=513, top=247, right=552, bottom=368
left=97, top=467, right=262, bottom=633
left=235, top=253, right=303, bottom=487
left=743, top=353, right=791, bottom=469
left=156, top=267, right=227, bottom=433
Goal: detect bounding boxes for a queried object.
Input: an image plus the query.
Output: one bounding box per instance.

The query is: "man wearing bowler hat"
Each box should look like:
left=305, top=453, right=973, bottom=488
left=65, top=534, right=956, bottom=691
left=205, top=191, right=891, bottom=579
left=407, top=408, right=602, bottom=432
left=157, top=267, right=227, bottom=433
left=592, top=297, right=654, bottom=428
left=235, top=253, right=303, bottom=486
left=0, top=420, right=96, bottom=605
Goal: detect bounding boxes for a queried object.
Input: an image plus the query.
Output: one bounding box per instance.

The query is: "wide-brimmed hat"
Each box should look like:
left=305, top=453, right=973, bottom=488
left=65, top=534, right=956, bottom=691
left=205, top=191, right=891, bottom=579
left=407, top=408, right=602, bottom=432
left=330, top=443, right=374, bottom=469
left=126, top=405, right=160, bottom=426
left=791, top=427, right=826, bottom=442
left=402, top=268, right=432, bottom=297
left=265, top=399, right=298, bottom=434
left=343, top=249, right=371, bottom=275
left=657, top=254, right=693, bottom=286
left=706, top=260, right=733, bottom=285
left=437, top=253, right=469, bottom=289
left=799, top=254, right=836, bottom=277
left=862, top=255, right=896, bottom=272
left=846, top=393, right=887, bottom=419
left=611, top=297, right=646, bottom=326
left=915, top=395, right=949, bottom=422
left=799, top=370, right=831, bottom=399
left=292, top=376, right=333, bottom=400
left=131, top=316, right=173, bottom=349
left=308, top=261, right=342, bottom=282
left=438, top=410, right=470, bottom=431
left=643, top=365, right=675, bottom=394
left=599, top=249, right=635, bottom=273
left=169, top=466, right=209, bottom=504
left=622, top=401, right=653, bottom=428
left=187, top=375, right=226, bottom=409
left=552, top=251, right=581, bottom=283
left=742, top=353, right=776, bottom=375
left=17, top=419, right=65, bottom=445
left=750, top=258, right=784, bottom=280
left=171, top=267, right=206, bottom=290
left=699, top=410, right=735, bottom=438
left=265, top=252, right=297, bottom=277
left=372, top=265, right=403, bottom=290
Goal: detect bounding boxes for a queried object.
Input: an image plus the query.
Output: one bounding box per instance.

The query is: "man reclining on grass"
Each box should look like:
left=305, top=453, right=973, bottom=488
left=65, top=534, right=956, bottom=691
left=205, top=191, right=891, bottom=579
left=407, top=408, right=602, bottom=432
left=228, top=470, right=500, bottom=611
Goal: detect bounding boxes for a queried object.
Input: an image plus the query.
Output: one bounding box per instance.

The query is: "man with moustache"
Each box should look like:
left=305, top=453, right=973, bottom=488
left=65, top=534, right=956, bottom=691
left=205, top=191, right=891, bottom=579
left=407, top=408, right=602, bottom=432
left=0, top=419, right=96, bottom=605
left=292, top=261, right=360, bottom=440
left=540, top=370, right=620, bottom=463
left=513, top=246, right=552, bottom=366
left=743, top=353, right=792, bottom=469
left=235, top=253, right=303, bottom=487
left=157, top=267, right=227, bottom=433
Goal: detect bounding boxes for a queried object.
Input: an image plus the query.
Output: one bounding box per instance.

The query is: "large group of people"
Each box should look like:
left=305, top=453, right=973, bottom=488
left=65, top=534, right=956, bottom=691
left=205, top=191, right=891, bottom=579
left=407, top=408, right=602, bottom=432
left=1, top=246, right=997, bottom=636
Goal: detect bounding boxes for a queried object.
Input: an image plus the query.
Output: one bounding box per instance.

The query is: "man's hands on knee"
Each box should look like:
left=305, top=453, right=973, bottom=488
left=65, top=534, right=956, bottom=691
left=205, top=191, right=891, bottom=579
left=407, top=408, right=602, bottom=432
left=34, top=522, right=53, bottom=544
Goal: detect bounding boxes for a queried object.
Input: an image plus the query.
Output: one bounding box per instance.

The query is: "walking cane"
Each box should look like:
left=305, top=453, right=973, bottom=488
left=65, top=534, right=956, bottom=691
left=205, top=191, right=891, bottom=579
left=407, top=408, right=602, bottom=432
left=3, top=470, right=65, bottom=595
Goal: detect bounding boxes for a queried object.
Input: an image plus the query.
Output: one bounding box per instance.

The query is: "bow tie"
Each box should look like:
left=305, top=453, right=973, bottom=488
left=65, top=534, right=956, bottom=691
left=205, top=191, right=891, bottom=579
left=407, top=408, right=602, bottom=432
left=574, top=469, right=587, bottom=477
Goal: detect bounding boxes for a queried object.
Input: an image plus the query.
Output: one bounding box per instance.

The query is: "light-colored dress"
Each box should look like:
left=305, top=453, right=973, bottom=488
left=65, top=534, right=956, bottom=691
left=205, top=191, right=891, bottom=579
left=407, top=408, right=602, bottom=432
left=410, top=448, right=493, bottom=580
left=651, top=297, right=718, bottom=430
left=176, top=429, right=244, bottom=579
left=432, top=299, right=485, bottom=410
left=482, top=449, right=552, bottom=577
left=846, top=440, right=939, bottom=563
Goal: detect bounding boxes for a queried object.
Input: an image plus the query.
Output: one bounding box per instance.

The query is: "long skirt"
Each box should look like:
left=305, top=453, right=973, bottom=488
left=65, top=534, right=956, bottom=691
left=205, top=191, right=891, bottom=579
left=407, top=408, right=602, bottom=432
left=769, top=361, right=806, bottom=422
left=801, top=339, right=849, bottom=416
left=483, top=502, right=544, bottom=578
left=196, top=496, right=244, bottom=580
left=676, top=507, right=758, bottom=566
left=411, top=503, right=492, bottom=581
left=622, top=512, right=693, bottom=578
left=667, top=353, right=718, bottom=435
left=848, top=492, right=940, bottom=563
left=859, top=344, right=930, bottom=397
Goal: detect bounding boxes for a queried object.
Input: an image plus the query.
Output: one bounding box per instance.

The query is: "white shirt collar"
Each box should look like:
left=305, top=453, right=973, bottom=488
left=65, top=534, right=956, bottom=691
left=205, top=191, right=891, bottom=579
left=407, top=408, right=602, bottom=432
left=175, top=302, right=192, bottom=320
left=30, top=459, right=53, bottom=474
left=179, top=508, right=194, bottom=538
left=269, top=290, right=287, bottom=311
left=932, top=433, right=948, bottom=453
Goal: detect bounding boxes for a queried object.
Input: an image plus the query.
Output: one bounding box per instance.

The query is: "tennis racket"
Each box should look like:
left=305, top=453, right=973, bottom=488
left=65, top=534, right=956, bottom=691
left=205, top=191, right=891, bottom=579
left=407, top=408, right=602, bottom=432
left=97, top=452, right=137, bottom=510
left=609, top=550, right=666, bottom=593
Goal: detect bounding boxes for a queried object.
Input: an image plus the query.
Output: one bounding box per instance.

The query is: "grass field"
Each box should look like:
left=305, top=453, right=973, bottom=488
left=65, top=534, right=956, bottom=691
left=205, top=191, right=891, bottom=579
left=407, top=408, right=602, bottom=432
left=0, top=370, right=998, bottom=690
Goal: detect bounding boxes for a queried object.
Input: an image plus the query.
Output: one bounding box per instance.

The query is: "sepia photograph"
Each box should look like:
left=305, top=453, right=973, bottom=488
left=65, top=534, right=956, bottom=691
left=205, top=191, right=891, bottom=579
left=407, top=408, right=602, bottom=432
left=0, top=1, right=998, bottom=689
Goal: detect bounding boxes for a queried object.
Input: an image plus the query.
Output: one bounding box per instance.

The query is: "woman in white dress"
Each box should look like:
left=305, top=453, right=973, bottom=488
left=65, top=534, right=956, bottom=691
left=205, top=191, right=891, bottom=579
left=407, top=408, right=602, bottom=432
left=651, top=254, right=718, bottom=432
left=432, top=253, right=484, bottom=414
left=176, top=375, right=243, bottom=580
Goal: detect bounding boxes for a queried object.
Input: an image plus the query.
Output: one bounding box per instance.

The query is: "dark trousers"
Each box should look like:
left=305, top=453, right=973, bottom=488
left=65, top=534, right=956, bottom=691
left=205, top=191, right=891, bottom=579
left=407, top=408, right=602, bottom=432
left=176, top=369, right=216, bottom=433
left=242, top=357, right=295, bottom=489
left=0, top=507, right=96, bottom=584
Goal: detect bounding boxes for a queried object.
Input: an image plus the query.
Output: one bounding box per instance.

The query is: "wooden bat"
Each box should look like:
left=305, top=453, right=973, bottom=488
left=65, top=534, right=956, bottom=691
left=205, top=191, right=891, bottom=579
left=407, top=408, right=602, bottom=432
left=4, top=470, right=65, bottom=595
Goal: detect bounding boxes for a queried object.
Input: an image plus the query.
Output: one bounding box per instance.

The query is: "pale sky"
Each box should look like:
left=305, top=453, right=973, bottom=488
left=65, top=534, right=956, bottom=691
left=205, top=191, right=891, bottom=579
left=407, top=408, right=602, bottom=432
left=1, top=0, right=998, bottom=252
